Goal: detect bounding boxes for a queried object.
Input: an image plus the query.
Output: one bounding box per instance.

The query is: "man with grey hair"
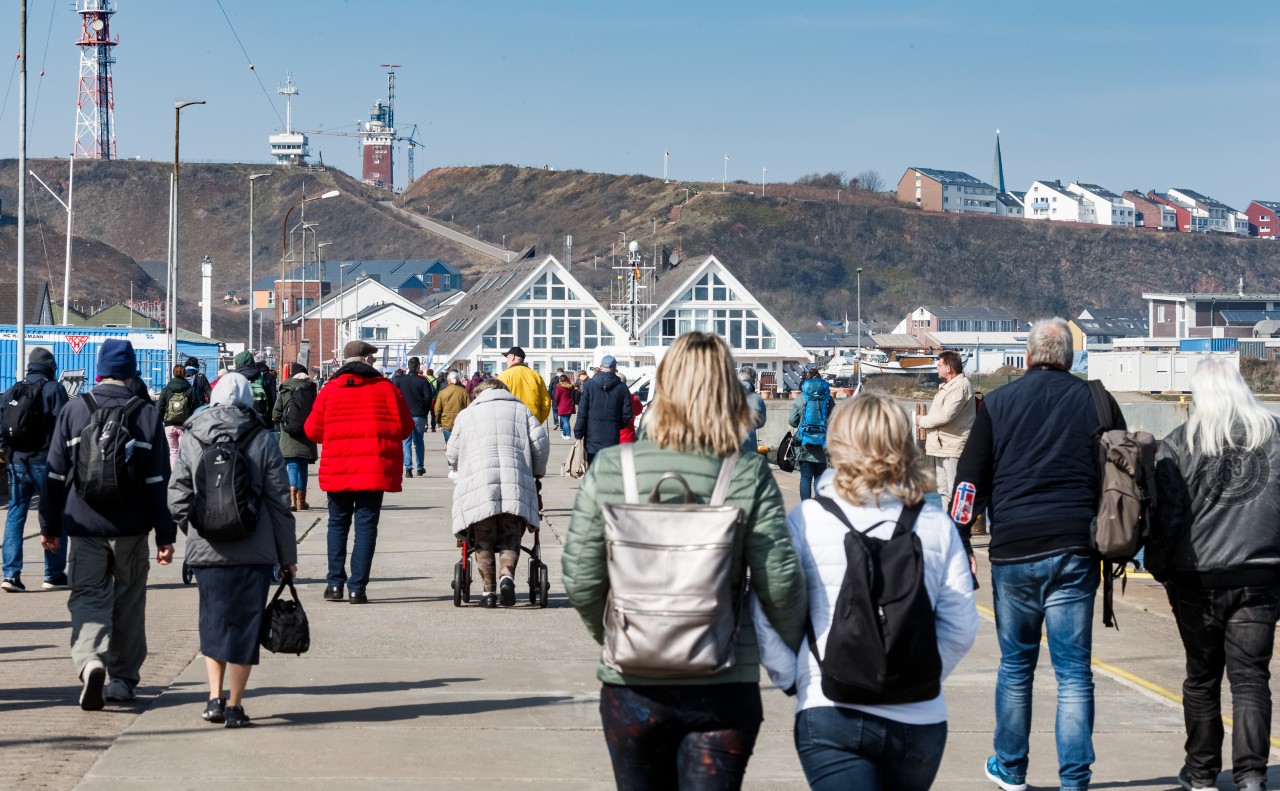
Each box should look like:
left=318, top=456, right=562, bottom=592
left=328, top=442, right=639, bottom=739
left=738, top=365, right=768, bottom=453
left=951, top=317, right=1124, bottom=791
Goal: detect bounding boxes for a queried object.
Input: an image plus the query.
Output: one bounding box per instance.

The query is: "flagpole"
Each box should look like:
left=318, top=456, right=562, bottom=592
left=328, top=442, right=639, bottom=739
left=723, top=154, right=728, bottom=192
left=663, top=151, right=669, bottom=183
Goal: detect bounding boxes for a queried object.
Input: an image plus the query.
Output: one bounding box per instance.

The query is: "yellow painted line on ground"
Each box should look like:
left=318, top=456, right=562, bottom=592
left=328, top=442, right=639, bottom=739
left=975, top=604, right=1280, bottom=751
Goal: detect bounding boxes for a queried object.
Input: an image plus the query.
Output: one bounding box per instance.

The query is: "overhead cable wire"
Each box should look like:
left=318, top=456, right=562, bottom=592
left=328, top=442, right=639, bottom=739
left=0, top=53, right=18, bottom=128
left=213, top=0, right=284, bottom=127
left=30, top=0, right=57, bottom=124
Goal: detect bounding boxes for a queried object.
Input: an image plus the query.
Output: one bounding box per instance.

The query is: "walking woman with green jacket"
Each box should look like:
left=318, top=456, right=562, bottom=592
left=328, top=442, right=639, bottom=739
left=563, top=331, right=808, bottom=791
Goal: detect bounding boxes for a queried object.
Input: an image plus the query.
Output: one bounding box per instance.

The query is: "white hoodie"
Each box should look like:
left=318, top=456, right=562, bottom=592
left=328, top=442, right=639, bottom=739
left=752, top=469, right=979, bottom=725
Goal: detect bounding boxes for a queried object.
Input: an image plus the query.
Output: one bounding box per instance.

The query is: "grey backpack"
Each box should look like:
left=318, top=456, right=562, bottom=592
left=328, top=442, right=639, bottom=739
left=600, top=444, right=745, bottom=678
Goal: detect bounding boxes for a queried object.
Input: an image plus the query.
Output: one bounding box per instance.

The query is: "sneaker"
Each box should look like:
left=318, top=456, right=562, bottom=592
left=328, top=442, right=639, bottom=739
left=448, top=470, right=457, bottom=480
left=479, top=592, right=498, bottom=609
left=1238, top=778, right=1267, bottom=791
left=404, top=467, right=413, bottom=478
left=223, top=704, right=251, bottom=728
left=1178, top=766, right=1216, bottom=791
left=416, top=469, right=426, bottom=477
left=79, top=660, right=106, bottom=711
left=984, top=756, right=1027, bottom=791
left=42, top=573, right=69, bottom=590
left=499, top=576, right=516, bottom=607
left=348, top=590, right=368, bottom=604
left=202, top=697, right=226, bottom=723
left=323, top=585, right=344, bottom=602
left=2, top=575, right=25, bottom=592
left=104, top=679, right=135, bottom=702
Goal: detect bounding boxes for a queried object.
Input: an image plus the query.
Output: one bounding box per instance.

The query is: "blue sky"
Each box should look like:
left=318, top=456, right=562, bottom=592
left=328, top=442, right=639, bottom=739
left=4, top=1, right=1278, bottom=208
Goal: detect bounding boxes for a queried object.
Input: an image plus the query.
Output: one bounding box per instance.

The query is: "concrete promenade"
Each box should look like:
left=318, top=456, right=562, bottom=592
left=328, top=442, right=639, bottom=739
left=2, top=434, right=1278, bottom=790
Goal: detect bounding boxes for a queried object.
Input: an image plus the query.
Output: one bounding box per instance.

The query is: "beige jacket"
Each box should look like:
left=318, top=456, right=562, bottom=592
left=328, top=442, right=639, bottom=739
left=919, top=373, right=975, bottom=458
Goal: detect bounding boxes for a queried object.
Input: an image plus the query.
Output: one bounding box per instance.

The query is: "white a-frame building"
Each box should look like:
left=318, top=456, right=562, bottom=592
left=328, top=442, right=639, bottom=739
left=411, top=249, right=810, bottom=375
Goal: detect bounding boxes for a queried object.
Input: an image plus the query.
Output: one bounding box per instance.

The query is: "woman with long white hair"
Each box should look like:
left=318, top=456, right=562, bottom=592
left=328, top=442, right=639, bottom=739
left=1151, top=358, right=1280, bottom=791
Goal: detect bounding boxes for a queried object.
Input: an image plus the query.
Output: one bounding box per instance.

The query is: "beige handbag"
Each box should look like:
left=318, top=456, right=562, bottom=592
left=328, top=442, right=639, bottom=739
left=562, top=439, right=588, bottom=479
left=600, top=444, right=744, bottom=677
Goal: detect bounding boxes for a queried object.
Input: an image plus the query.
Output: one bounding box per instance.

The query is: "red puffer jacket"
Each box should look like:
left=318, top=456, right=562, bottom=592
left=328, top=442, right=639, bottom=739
left=305, top=362, right=414, bottom=493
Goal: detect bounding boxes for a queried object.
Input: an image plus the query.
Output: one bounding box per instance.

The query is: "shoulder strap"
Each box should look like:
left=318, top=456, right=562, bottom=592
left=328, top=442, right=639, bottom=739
left=120, top=396, right=145, bottom=421
left=1086, top=379, right=1113, bottom=432
left=891, top=501, right=925, bottom=538
left=813, top=496, right=854, bottom=531
left=81, top=392, right=96, bottom=413
left=709, top=453, right=739, bottom=506
left=814, top=495, right=922, bottom=537
left=620, top=442, right=639, bottom=504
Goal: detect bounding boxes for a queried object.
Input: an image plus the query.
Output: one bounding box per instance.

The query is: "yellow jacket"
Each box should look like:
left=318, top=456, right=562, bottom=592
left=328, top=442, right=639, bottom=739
left=498, top=364, right=551, bottom=424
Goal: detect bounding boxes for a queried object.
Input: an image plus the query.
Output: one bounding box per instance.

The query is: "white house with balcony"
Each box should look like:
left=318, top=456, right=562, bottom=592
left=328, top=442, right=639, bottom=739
left=1068, top=183, right=1137, bottom=227
left=1025, top=180, right=1082, bottom=222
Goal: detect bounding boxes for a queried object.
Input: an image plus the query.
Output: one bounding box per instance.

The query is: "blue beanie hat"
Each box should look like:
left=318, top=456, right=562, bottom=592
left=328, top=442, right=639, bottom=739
left=96, top=339, right=137, bottom=381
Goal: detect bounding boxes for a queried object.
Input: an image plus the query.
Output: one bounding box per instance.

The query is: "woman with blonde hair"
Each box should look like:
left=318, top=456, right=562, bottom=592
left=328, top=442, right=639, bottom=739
left=564, top=331, right=807, bottom=790
left=1151, top=359, right=1280, bottom=791
left=756, top=391, right=978, bottom=790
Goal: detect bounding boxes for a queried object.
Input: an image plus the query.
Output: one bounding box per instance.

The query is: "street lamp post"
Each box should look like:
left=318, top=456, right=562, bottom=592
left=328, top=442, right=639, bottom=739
left=317, top=241, right=331, bottom=378
left=300, top=221, right=319, bottom=366
left=169, top=99, right=206, bottom=370
left=837, top=189, right=842, bottom=204
left=247, top=172, right=271, bottom=350
left=856, top=267, right=864, bottom=390
left=278, top=190, right=339, bottom=366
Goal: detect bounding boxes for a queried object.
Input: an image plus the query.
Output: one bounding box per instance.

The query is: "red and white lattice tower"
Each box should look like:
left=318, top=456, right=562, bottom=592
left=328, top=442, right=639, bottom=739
left=73, top=0, right=119, bottom=159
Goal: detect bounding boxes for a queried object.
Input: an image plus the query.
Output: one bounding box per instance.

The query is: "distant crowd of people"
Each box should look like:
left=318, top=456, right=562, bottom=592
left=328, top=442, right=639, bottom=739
left=2, top=319, right=1279, bottom=791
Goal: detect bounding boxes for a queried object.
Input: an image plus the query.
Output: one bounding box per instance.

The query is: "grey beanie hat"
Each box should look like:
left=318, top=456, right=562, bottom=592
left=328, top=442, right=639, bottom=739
left=28, top=347, right=55, bottom=370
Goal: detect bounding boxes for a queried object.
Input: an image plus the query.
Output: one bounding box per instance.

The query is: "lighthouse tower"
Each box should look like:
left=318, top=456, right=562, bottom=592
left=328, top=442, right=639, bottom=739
left=361, top=99, right=394, bottom=189
left=73, top=0, right=119, bottom=159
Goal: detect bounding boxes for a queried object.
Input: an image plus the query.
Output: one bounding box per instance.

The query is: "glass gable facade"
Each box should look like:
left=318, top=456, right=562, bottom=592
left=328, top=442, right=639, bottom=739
left=481, top=270, right=615, bottom=352
left=643, top=272, right=775, bottom=349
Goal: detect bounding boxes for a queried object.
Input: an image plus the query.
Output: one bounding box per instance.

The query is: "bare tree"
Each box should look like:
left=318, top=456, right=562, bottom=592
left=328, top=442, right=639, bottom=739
left=850, top=170, right=884, bottom=193
left=796, top=171, right=846, bottom=190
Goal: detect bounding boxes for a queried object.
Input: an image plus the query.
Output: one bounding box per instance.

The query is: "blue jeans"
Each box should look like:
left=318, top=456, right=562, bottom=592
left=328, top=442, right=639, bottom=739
left=3, top=461, right=62, bottom=580
left=795, top=706, right=947, bottom=791
left=326, top=490, right=383, bottom=595
left=285, top=460, right=309, bottom=492
left=799, top=460, right=824, bottom=501
left=991, top=551, right=1099, bottom=791
left=402, top=416, right=427, bottom=470
left=558, top=414, right=571, bottom=437
left=442, top=429, right=453, bottom=469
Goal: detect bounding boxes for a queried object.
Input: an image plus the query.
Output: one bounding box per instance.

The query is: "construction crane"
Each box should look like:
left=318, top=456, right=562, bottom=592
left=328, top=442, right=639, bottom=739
left=396, top=123, right=425, bottom=184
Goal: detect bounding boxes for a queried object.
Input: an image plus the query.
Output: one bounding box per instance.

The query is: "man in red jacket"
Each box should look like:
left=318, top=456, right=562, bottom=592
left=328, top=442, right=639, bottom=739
left=305, top=341, right=413, bottom=604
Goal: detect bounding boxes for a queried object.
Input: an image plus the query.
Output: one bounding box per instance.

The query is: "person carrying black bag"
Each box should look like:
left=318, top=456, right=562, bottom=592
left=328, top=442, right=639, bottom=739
left=168, top=373, right=297, bottom=729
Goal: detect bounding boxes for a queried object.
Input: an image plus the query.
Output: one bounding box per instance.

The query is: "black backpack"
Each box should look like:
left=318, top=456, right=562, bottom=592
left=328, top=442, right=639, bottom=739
left=191, top=426, right=262, bottom=542
left=806, top=498, right=942, bottom=705
left=1, top=380, right=52, bottom=453
left=280, top=386, right=316, bottom=436
left=75, top=394, right=145, bottom=508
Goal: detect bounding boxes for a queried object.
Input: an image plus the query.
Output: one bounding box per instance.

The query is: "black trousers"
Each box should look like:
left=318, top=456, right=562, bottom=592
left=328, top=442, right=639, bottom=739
left=1166, top=583, right=1280, bottom=786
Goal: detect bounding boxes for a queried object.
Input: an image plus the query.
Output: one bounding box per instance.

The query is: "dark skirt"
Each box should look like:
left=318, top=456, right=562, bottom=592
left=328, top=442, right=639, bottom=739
left=195, top=564, right=274, bottom=665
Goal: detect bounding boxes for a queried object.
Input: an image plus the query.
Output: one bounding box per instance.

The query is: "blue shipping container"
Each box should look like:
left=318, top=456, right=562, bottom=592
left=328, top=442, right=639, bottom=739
left=0, top=326, right=219, bottom=392
left=1179, top=338, right=1238, bottom=353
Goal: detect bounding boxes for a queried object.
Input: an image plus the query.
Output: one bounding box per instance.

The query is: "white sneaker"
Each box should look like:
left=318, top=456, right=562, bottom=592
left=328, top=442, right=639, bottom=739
left=104, top=678, right=135, bottom=702
left=448, top=470, right=457, bottom=480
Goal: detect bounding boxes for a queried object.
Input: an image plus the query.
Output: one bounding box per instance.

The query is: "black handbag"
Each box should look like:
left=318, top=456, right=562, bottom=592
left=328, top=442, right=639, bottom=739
left=259, top=576, right=310, bottom=655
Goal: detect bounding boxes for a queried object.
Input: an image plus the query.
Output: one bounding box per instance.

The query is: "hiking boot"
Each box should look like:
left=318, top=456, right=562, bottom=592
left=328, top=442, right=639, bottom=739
left=404, top=467, right=413, bottom=479
left=323, top=585, right=344, bottom=602
left=104, top=679, right=135, bottom=702
left=479, top=592, right=498, bottom=609
left=499, top=576, right=516, bottom=607
left=1176, top=767, right=1216, bottom=790
left=2, top=574, right=25, bottom=592
left=348, top=590, right=368, bottom=604
left=79, top=660, right=106, bottom=711
left=42, top=573, right=69, bottom=590
left=983, top=756, right=1026, bottom=791
left=223, top=705, right=251, bottom=728
left=202, top=697, right=226, bottom=723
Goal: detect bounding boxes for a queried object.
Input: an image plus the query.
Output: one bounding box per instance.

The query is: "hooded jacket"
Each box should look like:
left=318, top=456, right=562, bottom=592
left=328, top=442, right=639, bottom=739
left=574, top=370, right=633, bottom=455
left=0, top=361, right=69, bottom=465
left=446, top=388, right=550, bottom=535
left=498, top=363, right=552, bottom=424
left=304, top=360, right=413, bottom=492
left=552, top=381, right=576, bottom=417
left=1151, top=418, right=1280, bottom=588
left=38, top=382, right=175, bottom=545
left=168, top=374, right=297, bottom=568
left=272, top=374, right=319, bottom=462
left=158, top=375, right=195, bottom=427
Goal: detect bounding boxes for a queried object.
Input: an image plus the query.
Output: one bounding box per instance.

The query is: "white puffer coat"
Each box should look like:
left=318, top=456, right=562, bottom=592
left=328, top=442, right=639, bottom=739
left=446, top=388, right=550, bottom=536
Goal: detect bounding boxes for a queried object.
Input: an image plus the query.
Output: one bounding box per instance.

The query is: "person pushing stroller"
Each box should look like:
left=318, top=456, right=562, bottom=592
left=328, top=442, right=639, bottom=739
left=446, top=379, right=550, bottom=607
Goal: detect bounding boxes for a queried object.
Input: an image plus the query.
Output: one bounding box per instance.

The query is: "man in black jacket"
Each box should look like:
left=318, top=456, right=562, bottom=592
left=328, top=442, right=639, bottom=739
left=951, top=317, right=1123, bottom=791
left=574, top=355, right=632, bottom=465
left=1, top=347, right=70, bottom=592
left=392, top=357, right=435, bottom=477
left=39, top=339, right=175, bottom=710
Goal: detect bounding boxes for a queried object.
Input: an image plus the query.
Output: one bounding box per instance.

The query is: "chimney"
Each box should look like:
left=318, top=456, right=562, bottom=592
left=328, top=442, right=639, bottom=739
left=201, top=256, right=213, bottom=338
